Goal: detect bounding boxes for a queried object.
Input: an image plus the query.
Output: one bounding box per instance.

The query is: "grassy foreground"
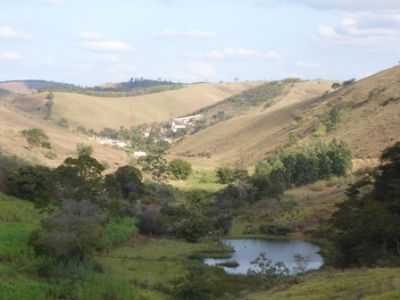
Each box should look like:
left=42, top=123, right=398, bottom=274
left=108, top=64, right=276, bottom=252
left=247, top=268, right=400, bottom=300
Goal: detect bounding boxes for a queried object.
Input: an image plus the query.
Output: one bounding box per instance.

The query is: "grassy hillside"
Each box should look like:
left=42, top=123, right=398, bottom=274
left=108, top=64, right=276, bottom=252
left=294, top=65, right=400, bottom=160
left=170, top=80, right=333, bottom=167
left=189, top=79, right=302, bottom=131
left=0, top=104, right=127, bottom=168
left=246, top=268, right=400, bottom=300
left=50, top=82, right=260, bottom=130
left=171, top=66, right=400, bottom=168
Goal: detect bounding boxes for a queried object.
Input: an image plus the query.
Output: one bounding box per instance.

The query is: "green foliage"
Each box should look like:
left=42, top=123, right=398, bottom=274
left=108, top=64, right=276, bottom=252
left=0, top=152, right=27, bottom=192
left=7, top=165, right=54, bottom=207
left=328, top=141, right=400, bottom=267
left=102, top=217, right=137, bottom=249
left=253, top=140, right=352, bottom=197
left=324, top=106, right=342, bottom=132
left=76, top=274, right=137, bottom=300
left=30, top=200, right=105, bottom=262
left=21, top=128, right=51, bottom=149
left=169, top=159, right=193, bottom=180
left=173, top=265, right=225, bottom=300
left=76, top=143, right=93, bottom=157
left=216, top=167, right=248, bottom=184
left=139, top=153, right=168, bottom=181
left=55, top=154, right=105, bottom=201
left=0, top=279, right=53, bottom=300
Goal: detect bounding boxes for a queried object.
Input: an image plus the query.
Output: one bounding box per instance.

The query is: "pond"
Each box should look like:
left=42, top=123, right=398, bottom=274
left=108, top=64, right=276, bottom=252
left=204, top=239, right=324, bottom=275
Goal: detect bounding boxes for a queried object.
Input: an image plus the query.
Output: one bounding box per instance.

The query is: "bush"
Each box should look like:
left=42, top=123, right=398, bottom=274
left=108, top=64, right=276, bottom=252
left=21, top=128, right=51, bottom=149
left=216, top=167, right=248, bottom=184
left=30, top=200, right=105, bottom=262
left=173, top=265, right=224, bottom=300
left=76, top=143, right=93, bottom=157
left=169, top=159, right=192, bottom=180
left=7, top=165, right=54, bottom=207
left=102, top=217, right=137, bottom=249
left=259, top=224, right=292, bottom=236
left=216, top=167, right=235, bottom=184
left=0, top=152, right=27, bottom=192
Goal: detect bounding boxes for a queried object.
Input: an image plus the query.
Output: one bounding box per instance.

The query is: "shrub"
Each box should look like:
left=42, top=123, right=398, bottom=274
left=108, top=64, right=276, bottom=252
left=30, top=200, right=105, bottom=262
left=216, top=167, right=247, bottom=184
left=7, top=165, right=54, bottom=207
left=259, top=224, right=292, bottom=236
left=137, top=206, right=163, bottom=235
left=21, top=128, right=51, bottom=149
left=169, top=159, right=192, bottom=180
left=76, top=143, right=93, bottom=157
left=102, top=217, right=137, bottom=249
left=216, top=167, right=235, bottom=184
left=173, top=265, right=224, bottom=300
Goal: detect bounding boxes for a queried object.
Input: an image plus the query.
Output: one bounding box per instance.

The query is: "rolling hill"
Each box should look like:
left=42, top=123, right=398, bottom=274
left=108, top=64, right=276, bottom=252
left=170, top=80, right=334, bottom=167
left=170, top=65, right=400, bottom=168
left=0, top=104, right=127, bottom=168
left=49, top=82, right=261, bottom=131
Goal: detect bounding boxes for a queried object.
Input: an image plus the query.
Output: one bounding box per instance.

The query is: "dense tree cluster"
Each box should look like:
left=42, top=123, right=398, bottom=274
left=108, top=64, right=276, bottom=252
left=252, top=140, right=352, bottom=197
left=328, top=142, right=400, bottom=267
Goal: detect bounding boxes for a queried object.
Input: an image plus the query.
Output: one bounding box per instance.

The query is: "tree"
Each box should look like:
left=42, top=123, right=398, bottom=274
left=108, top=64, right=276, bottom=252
left=54, top=154, right=105, bottom=201
left=76, top=143, right=93, bottom=157
left=328, top=142, right=400, bottom=267
left=139, top=153, right=168, bottom=181
left=7, top=165, right=54, bottom=207
left=30, top=200, right=105, bottom=262
left=113, top=166, right=144, bottom=200
left=169, top=159, right=192, bottom=180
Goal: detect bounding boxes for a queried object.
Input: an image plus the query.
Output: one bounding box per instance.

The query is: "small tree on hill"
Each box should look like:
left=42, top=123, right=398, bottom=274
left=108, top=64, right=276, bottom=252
left=169, top=159, right=192, bottom=180
left=21, top=128, right=51, bottom=149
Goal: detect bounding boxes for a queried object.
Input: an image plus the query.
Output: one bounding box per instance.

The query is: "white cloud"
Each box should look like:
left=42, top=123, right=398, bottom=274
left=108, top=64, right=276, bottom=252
left=0, top=52, right=22, bottom=61
left=206, top=48, right=281, bottom=60
left=158, top=30, right=216, bottom=39
left=0, top=25, right=31, bottom=40
left=80, top=33, right=133, bottom=52
left=318, top=11, right=400, bottom=46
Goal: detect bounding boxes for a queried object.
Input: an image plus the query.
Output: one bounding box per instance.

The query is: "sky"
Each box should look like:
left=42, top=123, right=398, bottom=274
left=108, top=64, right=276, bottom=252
left=0, top=0, right=399, bottom=85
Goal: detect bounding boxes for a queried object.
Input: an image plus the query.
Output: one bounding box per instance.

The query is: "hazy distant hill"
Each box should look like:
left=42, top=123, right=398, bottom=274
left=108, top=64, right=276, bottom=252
left=0, top=78, right=182, bottom=97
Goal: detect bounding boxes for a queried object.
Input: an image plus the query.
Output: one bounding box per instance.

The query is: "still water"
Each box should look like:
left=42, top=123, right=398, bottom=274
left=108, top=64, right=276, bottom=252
left=204, top=239, right=324, bottom=275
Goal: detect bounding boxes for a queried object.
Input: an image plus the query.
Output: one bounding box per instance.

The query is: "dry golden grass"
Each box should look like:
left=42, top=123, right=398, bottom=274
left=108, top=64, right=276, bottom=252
left=51, top=82, right=260, bottom=130
left=297, top=65, right=400, bottom=161
left=0, top=105, right=127, bottom=168
left=170, top=80, right=334, bottom=167
left=172, top=66, right=400, bottom=169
